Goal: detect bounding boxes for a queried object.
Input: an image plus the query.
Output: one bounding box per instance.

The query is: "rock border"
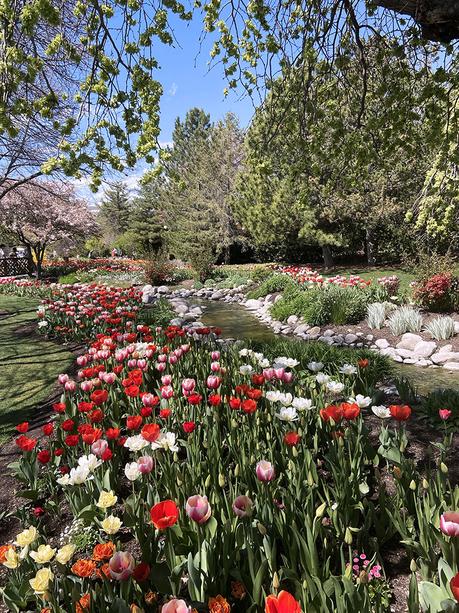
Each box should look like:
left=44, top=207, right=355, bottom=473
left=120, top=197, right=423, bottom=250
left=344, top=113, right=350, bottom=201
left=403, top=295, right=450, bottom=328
left=141, top=284, right=459, bottom=371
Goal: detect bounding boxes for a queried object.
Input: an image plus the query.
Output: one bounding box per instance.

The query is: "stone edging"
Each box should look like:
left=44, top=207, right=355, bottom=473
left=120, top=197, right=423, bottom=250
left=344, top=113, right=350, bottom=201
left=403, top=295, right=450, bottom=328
left=141, top=284, right=459, bottom=371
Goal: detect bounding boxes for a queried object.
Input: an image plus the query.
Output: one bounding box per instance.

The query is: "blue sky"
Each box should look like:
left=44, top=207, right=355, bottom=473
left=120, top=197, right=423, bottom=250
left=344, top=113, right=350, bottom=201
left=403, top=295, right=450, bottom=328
left=155, top=17, right=256, bottom=143
left=80, top=15, right=257, bottom=206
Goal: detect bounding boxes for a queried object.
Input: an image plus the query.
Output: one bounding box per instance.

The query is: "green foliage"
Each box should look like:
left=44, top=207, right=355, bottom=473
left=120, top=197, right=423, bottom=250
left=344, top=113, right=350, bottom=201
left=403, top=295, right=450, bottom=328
left=139, top=298, right=175, bottom=328
left=144, top=255, right=174, bottom=286
left=246, top=273, right=296, bottom=299
left=84, top=236, right=110, bottom=257
left=421, top=388, right=459, bottom=429
left=97, top=182, right=132, bottom=243
left=270, top=285, right=381, bottom=326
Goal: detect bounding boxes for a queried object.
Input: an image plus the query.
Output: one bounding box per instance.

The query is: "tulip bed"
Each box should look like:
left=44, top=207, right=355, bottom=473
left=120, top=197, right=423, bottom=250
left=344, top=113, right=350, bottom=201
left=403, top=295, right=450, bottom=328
left=0, top=283, right=459, bottom=613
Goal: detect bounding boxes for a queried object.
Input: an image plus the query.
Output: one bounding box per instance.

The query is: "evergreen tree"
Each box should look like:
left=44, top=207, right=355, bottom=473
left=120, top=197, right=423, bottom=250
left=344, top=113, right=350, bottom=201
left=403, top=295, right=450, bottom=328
left=97, top=182, right=132, bottom=244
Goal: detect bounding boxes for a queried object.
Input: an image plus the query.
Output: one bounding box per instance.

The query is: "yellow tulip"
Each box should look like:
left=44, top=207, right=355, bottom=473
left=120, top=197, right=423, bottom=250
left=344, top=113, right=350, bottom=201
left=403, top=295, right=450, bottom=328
left=96, top=490, right=118, bottom=509
left=15, top=526, right=38, bottom=548
left=30, top=544, right=56, bottom=564
left=2, top=548, right=20, bottom=569
left=101, top=515, right=122, bottom=535
left=29, top=567, right=54, bottom=594
left=55, top=543, right=76, bottom=565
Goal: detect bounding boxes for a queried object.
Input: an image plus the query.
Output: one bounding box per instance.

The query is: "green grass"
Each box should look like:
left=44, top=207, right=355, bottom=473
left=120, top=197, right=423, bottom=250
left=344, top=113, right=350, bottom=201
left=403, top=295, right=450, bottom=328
left=0, top=295, right=73, bottom=442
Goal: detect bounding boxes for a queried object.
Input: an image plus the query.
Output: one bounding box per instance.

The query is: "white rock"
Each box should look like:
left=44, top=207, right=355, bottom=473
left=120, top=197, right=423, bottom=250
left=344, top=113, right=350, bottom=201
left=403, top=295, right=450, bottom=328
left=444, top=362, right=459, bottom=370
left=416, top=359, right=432, bottom=367
left=308, top=326, right=321, bottom=336
left=366, top=334, right=374, bottom=341
left=431, top=351, right=459, bottom=365
left=245, top=299, right=262, bottom=310
left=439, top=344, right=453, bottom=354
left=396, top=333, right=423, bottom=351
left=412, top=340, right=437, bottom=358
left=396, top=348, right=414, bottom=358
left=375, top=338, right=390, bottom=349
left=403, top=358, right=419, bottom=365
left=294, top=324, right=310, bottom=335
left=157, top=285, right=170, bottom=294
left=454, top=322, right=459, bottom=334
left=287, top=315, right=298, bottom=326
left=323, top=329, right=335, bottom=337
left=380, top=347, right=396, bottom=357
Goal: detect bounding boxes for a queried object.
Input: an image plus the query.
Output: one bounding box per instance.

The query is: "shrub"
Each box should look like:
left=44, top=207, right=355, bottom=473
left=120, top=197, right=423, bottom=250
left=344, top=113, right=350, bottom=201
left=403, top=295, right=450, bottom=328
left=144, top=258, right=174, bottom=286
left=247, top=273, right=296, bottom=299
left=271, top=284, right=378, bottom=326
left=424, top=316, right=456, bottom=340
left=367, top=303, right=386, bottom=329
left=387, top=306, right=423, bottom=335
left=413, top=273, right=456, bottom=312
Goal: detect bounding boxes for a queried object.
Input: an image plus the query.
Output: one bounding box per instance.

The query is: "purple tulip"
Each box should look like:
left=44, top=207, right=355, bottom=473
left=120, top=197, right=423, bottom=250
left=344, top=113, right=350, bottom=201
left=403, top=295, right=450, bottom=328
left=232, top=495, right=253, bottom=518
left=109, top=551, right=135, bottom=580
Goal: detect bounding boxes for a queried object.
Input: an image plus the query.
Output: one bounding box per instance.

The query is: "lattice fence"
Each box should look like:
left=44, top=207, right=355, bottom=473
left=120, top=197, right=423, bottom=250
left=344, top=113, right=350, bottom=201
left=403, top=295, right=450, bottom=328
left=0, top=257, right=33, bottom=277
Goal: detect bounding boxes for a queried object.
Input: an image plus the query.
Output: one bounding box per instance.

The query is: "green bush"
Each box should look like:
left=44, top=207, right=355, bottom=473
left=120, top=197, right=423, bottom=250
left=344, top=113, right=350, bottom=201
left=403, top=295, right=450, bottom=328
left=270, top=284, right=382, bottom=326
left=139, top=298, right=175, bottom=328
left=420, top=388, right=459, bottom=429
left=246, top=273, right=296, bottom=299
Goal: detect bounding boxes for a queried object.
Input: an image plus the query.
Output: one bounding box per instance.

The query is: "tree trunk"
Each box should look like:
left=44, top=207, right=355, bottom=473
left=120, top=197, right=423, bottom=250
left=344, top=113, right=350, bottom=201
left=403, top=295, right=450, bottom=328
left=321, top=245, right=334, bottom=269
left=375, top=0, right=459, bottom=42
left=366, top=228, right=376, bottom=266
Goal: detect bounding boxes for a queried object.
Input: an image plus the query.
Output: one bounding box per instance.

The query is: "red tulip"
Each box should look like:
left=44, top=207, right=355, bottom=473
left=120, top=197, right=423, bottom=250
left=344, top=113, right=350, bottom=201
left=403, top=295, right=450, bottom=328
left=183, top=421, right=196, bottom=433
left=126, top=415, right=143, bottom=430
left=242, top=399, right=257, bottom=414
left=105, top=427, right=120, bottom=440
left=42, top=423, right=54, bottom=436
left=283, top=432, right=301, bottom=447
left=141, top=423, right=160, bottom=442
left=228, top=397, right=241, bottom=410
left=320, top=405, right=343, bottom=423
left=341, top=402, right=360, bottom=420
left=37, top=449, right=51, bottom=464
left=15, top=435, right=37, bottom=452
left=16, top=422, right=29, bottom=433
left=91, top=389, right=108, bottom=406
left=265, top=590, right=301, bottom=613
left=133, top=561, right=150, bottom=582
left=451, top=573, right=459, bottom=601
left=150, top=500, right=179, bottom=530
left=389, top=404, right=411, bottom=421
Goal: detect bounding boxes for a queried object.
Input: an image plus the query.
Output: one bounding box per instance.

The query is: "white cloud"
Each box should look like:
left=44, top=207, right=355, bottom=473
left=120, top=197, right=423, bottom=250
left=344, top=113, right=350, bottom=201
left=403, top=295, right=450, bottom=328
left=168, top=82, right=178, bottom=97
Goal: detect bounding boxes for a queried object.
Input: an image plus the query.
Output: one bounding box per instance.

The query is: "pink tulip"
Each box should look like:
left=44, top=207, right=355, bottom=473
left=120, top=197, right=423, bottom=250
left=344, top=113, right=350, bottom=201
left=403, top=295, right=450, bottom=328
left=156, top=362, right=167, bottom=372
left=161, top=375, right=172, bottom=386
left=142, top=393, right=157, bottom=407
left=440, top=512, right=459, bottom=537
left=109, top=551, right=135, bottom=580
left=161, top=599, right=192, bottom=613
left=92, top=439, right=108, bottom=457
left=128, top=359, right=137, bottom=368
left=64, top=380, right=76, bottom=392
left=185, top=495, right=212, bottom=524
left=439, top=409, right=452, bottom=421
left=137, top=359, right=147, bottom=370
left=76, top=356, right=88, bottom=366
left=161, top=385, right=174, bottom=399
left=182, top=379, right=196, bottom=394
left=174, top=348, right=183, bottom=358
left=232, top=495, right=253, bottom=518
left=145, top=349, right=154, bottom=358
left=274, top=368, right=285, bottom=380
left=181, top=344, right=190, bottom=353
left=256, top=460, right=275, bottom=482
left=103, top=372, right=117, bottom=385
left=263, top=368, right=275, bottom=381
left=58, top=374, right=69, bottom=385
left=158, top=354, right=167, bottom=363
left=80, top=380, right=94, bottom=392
left=211, top=351, right=221, bottom=360
left=210, top=361, right=221, bottom=372
left=137, top=455, right=154, bottom=474
left=282, top=371, right=294, bottom=384
left=206, top=376, right=221, bottom=389
left=168, top=355, right=178, bottom=365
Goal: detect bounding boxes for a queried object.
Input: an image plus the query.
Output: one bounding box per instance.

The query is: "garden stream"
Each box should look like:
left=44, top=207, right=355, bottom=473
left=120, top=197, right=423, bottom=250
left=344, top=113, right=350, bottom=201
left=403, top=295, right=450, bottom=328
left=194, top=298, right=459, bottom=395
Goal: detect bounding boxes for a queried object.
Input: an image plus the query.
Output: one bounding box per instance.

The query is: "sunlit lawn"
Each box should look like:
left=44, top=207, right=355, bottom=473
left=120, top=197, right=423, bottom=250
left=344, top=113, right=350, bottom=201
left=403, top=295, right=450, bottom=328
left=0, top=295, right=73, bottom=443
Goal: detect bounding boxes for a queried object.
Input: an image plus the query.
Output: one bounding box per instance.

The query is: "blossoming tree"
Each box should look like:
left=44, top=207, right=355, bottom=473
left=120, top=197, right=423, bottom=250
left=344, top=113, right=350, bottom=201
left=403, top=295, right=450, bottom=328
left=0, top=181, right=94, bottom=277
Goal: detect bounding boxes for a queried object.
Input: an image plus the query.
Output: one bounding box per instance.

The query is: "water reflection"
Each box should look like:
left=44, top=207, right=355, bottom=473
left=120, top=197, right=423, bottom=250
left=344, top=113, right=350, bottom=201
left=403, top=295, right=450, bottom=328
left=194, top=298, right=459, bottom=395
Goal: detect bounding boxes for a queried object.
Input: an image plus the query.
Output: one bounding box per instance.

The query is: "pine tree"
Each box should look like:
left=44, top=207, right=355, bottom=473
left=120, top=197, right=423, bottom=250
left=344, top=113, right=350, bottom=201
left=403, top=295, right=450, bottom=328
left=97, top=182, right=132, bottom=243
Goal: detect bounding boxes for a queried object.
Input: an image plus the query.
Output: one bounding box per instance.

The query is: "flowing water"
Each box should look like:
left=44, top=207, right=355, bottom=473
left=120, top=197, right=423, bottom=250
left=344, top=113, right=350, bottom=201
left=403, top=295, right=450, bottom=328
left=194, top=298, right=459, bottom=395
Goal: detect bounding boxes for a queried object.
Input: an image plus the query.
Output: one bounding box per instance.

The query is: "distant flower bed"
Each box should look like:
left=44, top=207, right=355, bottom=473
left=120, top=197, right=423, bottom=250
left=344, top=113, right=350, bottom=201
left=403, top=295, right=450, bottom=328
left=272, top=265, right=372, bottom=288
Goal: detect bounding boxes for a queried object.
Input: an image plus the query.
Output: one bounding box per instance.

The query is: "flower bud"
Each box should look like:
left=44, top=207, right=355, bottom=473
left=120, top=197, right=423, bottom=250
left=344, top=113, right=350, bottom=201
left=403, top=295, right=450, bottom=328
left=272, top=572, right=280, bottom=589
left=257, top=522, right=267, bottom=535
left=410, top=559, right=418, bottom=572
left=315, top=502, right=327, bottom=518
left=218, top=474, right=225, bottom=487
left=409, top=480, right=417, bottom=491
left=344, top=527, right=353, bottom=545
left=440, top=462, right=448, bottom=474
left=422, top=479, right=429, bottom=490
left=205, top=474, right=211, bottom=488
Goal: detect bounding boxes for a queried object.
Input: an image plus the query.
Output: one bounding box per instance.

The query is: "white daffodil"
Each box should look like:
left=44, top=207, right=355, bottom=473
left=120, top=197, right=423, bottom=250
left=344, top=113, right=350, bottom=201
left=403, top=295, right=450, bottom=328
left=275, top=406, right=299, bottom=422
left=372, top=405, right=391, bottom=419
left=292, top=397, right=314, bottom=411
left=339, top=364, right=357, bottom=375
left=274, top=356, right=299, bottom=368
left=316, top=373, right=330, bottom=384
left=308, top=361, right=324, bottom=372
left=259, top=358, right=270, bottom=368
left=349, top=394, right=372, bottom=408
left=56, top=474, right=71, bottom=486
left=326, top=381, right=345, bottom=395
left=124, top=435, right=150, bottom=452
left=151, top=432, right=179, bottom=453
left=239, top=348, right=249, bottom=357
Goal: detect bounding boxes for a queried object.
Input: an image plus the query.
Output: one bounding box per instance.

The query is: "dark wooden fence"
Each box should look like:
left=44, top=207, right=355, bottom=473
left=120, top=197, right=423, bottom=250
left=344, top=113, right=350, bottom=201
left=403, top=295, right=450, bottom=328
left=0, top=257, right=33, bottom=277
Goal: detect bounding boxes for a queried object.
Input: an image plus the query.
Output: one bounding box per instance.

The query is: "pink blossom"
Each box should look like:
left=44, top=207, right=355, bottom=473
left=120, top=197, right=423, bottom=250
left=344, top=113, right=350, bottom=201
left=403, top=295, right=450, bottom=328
left=232, top=495, right=253, bottom=518
left=137, top=456, right=154, bottom=474
left=161, top=599, right=192, bottom=613
left=185, top=495, right=212, bottom=524
left=256, top=460, right=275, bottom=482
left=439, top=409, right=452, bottom=421
left=440, top=512, right=459, bottom=537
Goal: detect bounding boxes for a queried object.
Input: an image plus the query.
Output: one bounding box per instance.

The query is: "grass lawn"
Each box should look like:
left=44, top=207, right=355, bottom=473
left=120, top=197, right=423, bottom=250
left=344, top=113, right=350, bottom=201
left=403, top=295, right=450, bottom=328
left=0, top=294, right=74, bottom=443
